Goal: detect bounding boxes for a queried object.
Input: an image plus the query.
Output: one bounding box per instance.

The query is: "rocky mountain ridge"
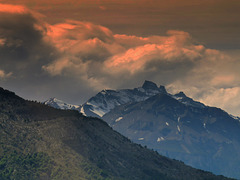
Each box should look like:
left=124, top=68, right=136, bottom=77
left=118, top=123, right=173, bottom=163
left=45, top=80, right=211, bottom=118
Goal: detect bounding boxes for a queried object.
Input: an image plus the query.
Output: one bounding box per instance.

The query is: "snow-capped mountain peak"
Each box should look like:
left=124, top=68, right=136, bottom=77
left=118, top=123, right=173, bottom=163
left=44, top=97, right=80, bottom=110
left=80, top=81, right=167, bottom=117
left=44, top=81, right=211, bottom=117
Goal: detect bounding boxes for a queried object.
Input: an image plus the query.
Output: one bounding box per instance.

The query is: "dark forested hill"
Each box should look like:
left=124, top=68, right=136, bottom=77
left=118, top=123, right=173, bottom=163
left=0, top=87, right=231, bottom=180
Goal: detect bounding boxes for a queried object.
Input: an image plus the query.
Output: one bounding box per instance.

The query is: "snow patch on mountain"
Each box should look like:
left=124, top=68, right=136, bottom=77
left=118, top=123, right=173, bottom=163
left=115, top=117, right=123, bottom=122
left=80, top=106, right=87, bottom=116
left=44, top=97, right=80, bottom=110
left=203, top=123, right=206, bottom=129
left=173, top=92, right=205, bottom=109
left=157, top=137, right=165, bottom=142
left=45, top=81, right=238, bottom=122
left=230, top=114, right=240, bottom=122
left=178, top=117, right=181, bottom=123
left=177, top=125, right=181, bottom=132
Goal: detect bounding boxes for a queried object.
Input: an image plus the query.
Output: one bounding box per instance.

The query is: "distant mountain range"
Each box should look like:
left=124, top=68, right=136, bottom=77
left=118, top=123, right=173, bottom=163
left=44, top=81, right=240, bottom=179
left=0, top=87, right=230, bottom=180
left=44, top=80, right=205, bottom=117
left=44, top=97, right=80, bottom=111
left=46, top=80, right=168, bottom=118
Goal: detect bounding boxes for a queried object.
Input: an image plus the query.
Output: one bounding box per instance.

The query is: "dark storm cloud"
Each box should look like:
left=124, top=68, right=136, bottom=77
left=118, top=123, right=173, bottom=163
left=0, top=5, right=115, bottom=103
left=0, top=4, right=63, bottom=101
left=0, top=8, right=57, bottom=77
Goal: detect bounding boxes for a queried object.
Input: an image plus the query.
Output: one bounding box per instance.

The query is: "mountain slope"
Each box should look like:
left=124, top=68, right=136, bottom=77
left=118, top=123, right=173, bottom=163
left=103, top=92, right=240, bottom=179
left=0, top=87, right=230, bottom=180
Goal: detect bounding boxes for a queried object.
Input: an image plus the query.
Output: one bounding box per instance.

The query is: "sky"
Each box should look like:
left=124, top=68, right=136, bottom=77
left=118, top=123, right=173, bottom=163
left=0, top=1, right=240, bottom=116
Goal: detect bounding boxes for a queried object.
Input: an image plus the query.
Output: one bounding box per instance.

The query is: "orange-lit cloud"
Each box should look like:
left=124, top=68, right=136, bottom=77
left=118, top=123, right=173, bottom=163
left=0, top=38, right=5, bottom=46
left=1, top=0, right=240, bottom=50
left=105, top=31, right=205, bottom=74
left=1, top=3, right=240, bottom=116
left=41, top=18, right=235, bottom=89
left=99, top=6, right=107, bottom=11
left=0, top=69, right=12, bottom=79
left=42, top=18, right=240, bottom=109
left=0, top=3, right=27, bottom=14
left=211, top=75, right=236, bottom=86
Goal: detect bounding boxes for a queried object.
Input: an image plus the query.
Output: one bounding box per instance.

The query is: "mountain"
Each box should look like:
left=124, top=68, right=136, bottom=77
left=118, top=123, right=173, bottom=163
left=79, top=80, right=168, bottom=117
left=173, top=91, right=205, bottom=108
left=43, top=80, right=240, bottom=179
left=44, top=81, right=206, bottom=118
left=0, top=87, right=230, bottom=180
left=102, top=90, right=240, bottom=179
left=44, top=97, right=80, bottom=110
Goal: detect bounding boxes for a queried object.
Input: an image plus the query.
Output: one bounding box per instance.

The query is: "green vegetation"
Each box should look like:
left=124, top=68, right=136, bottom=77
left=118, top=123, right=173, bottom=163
left=0, top=151, right=53, bottom=180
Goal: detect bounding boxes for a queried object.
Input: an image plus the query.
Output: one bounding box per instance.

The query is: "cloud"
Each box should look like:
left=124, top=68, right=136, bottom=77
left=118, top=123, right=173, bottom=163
left=42, top=20, right=126, bottom=89
left=0, top=3, right=27, bottom=14
left=0, top=38, right=5, bottom=46
left=199, top=87, right=240, bottom=116
left=0, top=69, right=12, bottom=79
left=99, top=6, right=107, bottom=11
left=40, top=17, right=240, bottom=116
left=1, top=0, right=240, bottom=51
left=0, top=3, right=55, bottom=76
left=43, top=25, right=204, bottom=85
left=105, top=30, right=203, bottom=75
left=43, top=21, right=233, bottom=90
left=1, top=3, right=240, bottom=116
left=0, top=3, right=64, bottom=102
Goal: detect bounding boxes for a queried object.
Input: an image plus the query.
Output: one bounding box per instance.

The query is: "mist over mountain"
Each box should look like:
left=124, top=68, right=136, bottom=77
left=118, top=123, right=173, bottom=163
left=45, top=80, right=240, bottom=179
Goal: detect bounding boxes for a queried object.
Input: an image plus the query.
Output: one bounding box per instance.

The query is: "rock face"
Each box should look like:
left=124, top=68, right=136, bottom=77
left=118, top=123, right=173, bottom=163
left=0, top=87, right=230, bottom=180
left=103, top=92, right=240, bottom=179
